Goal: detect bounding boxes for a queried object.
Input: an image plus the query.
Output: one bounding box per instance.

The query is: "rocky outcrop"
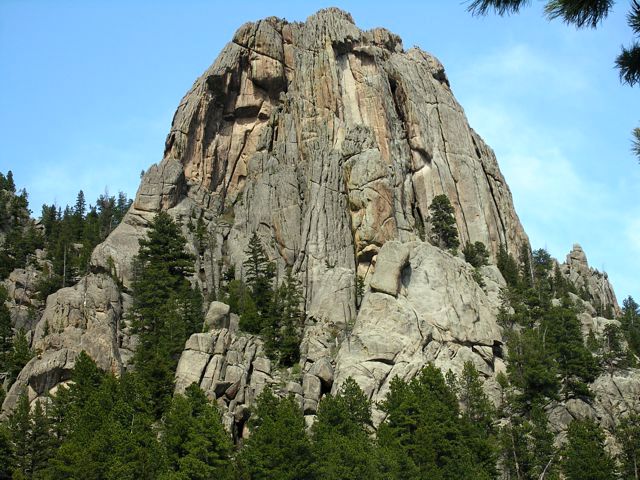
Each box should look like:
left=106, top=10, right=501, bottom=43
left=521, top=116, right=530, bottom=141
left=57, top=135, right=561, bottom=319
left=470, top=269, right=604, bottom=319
left=84, top=9, right=529, bottom=393
left=333, top=241, right=506, bottom=424
left=562, top=244, right=619, bottom=314
left=91, top=7, right=528, bottom=307
left=174, top=327, right=311, bottom=439
left=2, top=273, right=127, bottom=412
left=2, top=249, right=54, bottom=332
left=4, top=8, right=630, bottom=449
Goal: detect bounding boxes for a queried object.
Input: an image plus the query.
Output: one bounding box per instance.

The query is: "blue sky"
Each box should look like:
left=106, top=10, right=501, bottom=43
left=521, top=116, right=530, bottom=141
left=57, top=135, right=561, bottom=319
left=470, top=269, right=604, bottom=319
left=1, top=1, right=638, bottom=301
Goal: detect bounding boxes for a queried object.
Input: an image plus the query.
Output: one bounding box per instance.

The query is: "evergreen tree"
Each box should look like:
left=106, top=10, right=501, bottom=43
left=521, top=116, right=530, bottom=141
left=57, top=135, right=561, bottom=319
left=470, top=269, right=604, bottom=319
left=46, top=358, right=164, bottom=480
left=0, top=421, right=11, bottom=480
left=497, top=245, right=520, bottom=287
left=563, top=418, right=616, bottom=480
left=237, top=388, right=311, bottom=480
left=428, top=194, right=460, bottom=251
left=267, top=268, right=304, bottom=366
left=622, top=296, right=640, bottom=356
left=161, top=384, right=233, bottom=480
left=616, top=412, right=640, bottom=480
left=130, top=211, right=198, bottom=416
left=29, top=400, right=54, bottom=477
left=4, top=395, right=54, bottom=478
left=310, top=378, right=380, bottom=480
left=542, top=302, right=598, bottom=399
left=458, top=361, right=495, bottom=431
left=601, top=323, right=629, bottom=371
left=463, top=241, right=490, bottom=268
left=6, top=329, right=34, bottom=386
left=0, top=286, right=12, bottom=374
left=499, top=406, right=558, bottom=480
left=242, top=232, right=275, bottom=324
left=506, top=328, right=560, bottom=407
left=378, top=364, right=495, bottom=479
left=7, top=393, right=31, bottom=478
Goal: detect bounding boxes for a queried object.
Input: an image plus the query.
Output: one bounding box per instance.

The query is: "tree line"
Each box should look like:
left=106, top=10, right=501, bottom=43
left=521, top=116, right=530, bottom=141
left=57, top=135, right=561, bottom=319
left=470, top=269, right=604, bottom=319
left=2, top=185, right=640, bottom=478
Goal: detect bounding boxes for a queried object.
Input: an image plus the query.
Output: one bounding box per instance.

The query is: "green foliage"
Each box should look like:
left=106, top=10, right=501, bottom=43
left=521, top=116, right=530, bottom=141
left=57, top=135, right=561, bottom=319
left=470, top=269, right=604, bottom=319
left=621, top=296, right=640, bottom=357
left=242, top=232, right=275, bottom=324
left=0, top=178, right=44, bottom=280
left=463, top=241, right=490, bottom=268
left=6, top=329, right=34, bottom=387
left=310, top=378, right=380, bottom=479
left=600, top=323, right=629, bottom=370
left=161, top=384, right=233, bottom=480
left=378, top=364, right=496, bottom=479
left=616, top=412, right=640, bottom=480
left=266, top=268, right=304, bottom=367
left=0, top=285, right=12, bottom=371
left=130, top=212, right=199, bottom=417
left=5, top=394, right=54, bottom=479
left=506, top=328, right=561, bottom=407
left=499, top=405, right=559, bottom=480
left=497, top=245, right=520, bottom=287
left=355, top=274, right=365, bottom=308
left=46, top=359, right=165, bottom=479
left=428, top=194, right=460, bottom=252
left=541, top=301, right=598, bottom=399
left=563, top=418, right=617, bottom=480
left=38, top=190, right=131, bottom=288
left=237, top=388, right=311, bottom=480
left=0, top=171, right=15, bottom=193
left=0, top=420, right=10, bottom=479
left=234, top=235, right=305, bottom=366
left=458, top=361, right=496, bottom=430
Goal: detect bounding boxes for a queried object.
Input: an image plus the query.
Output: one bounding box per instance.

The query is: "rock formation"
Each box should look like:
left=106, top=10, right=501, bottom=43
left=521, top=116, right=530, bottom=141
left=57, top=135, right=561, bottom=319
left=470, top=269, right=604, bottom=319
left=2, top=8, right=629, bottom=444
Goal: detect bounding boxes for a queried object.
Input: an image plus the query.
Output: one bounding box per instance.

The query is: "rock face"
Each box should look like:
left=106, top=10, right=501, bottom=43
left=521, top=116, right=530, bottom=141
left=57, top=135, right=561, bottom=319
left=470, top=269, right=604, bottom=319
left=92, top=7, right=529, bottom=306
left=3, top=8, right=626, bottom=444
left=2, top=273, right=127, bottom=412
left=563, top=244, right=619, bottom=314
left=334, top=241, right=506, bottom=424
left=87, top=6, right=530, bottom=376
left=2, top=249, right=53, bottom=332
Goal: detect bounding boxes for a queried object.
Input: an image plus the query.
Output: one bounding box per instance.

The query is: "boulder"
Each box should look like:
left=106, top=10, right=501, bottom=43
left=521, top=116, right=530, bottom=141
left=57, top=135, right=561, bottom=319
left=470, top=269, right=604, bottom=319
left=204, top=301, right=231, bottom=331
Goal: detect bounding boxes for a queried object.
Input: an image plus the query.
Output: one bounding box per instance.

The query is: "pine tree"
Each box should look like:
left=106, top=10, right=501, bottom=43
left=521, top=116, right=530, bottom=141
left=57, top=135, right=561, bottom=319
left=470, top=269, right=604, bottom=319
left=542, top=302, right=598, bottom=399
left=616, top=412, right=640, bottom=480
left=242, top=232, right=275, bottom=320
left=458, top=361, right=495, bottom=431
left=622, top=296, right=640, bottom=356
left=130, top=212, right=198, bottom=416
left=162, top=384, right=233, bottom=480
left=463, top=241, right=490, bottom=268
left=506, top=328, right=560, bottom=407
left=310, top=378, right=380, bottom=480
left=378, top=364, right=495, bottom=479
left=267, top=268, right=304, bottom=366
left=563, top=418, right=616, bottom=480
left=29, top=400, right=54, bottom=477
left=428, top=194, right=459, bottom=251
left=7, top=329, right=34, bottom=386
left=237, top=388, right=311, bottom=480
left=0, top=421, right=11, bottom=480
left=7, top=393, right=31, bottom=478
left=497, top=245, right=520, bottom=287
left=499, top=406, right=558, bottom=480
left=0, top=285, right=12, bottom=374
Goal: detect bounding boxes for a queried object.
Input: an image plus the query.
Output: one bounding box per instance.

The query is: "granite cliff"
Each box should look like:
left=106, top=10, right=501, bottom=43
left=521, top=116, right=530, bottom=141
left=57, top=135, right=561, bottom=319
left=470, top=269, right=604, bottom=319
left=2, top=8, right=632, bottom=445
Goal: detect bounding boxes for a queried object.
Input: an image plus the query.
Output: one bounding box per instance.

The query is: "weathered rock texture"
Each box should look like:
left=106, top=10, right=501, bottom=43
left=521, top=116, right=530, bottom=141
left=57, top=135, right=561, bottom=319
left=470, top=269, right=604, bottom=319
left=3, top=8, right=625, bottom=443
left=563, top=243, right=619, bottom=314
left=2, top=273, right=128, bottom=412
